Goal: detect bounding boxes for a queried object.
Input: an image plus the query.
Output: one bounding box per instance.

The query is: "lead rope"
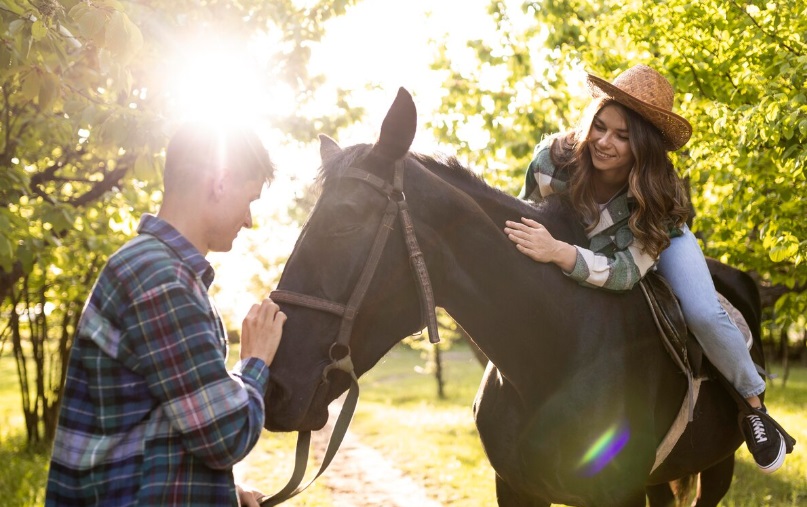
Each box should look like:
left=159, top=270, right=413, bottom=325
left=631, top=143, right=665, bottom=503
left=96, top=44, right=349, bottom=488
left=258, top=365, right=359, bottom=506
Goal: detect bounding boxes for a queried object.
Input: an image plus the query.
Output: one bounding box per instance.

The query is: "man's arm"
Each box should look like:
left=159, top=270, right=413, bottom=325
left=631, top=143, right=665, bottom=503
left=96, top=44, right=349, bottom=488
left=123, top=281, right=269, bottom=469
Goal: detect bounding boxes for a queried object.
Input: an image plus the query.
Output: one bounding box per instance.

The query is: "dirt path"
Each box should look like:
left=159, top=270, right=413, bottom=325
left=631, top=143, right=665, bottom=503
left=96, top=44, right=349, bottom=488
left=236, top=399, right=443, bottom=506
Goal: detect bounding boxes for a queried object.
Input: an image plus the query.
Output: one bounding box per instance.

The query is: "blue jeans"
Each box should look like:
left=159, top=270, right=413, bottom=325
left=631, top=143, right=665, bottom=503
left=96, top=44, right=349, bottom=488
left=655, top=225, right=766, bottom=399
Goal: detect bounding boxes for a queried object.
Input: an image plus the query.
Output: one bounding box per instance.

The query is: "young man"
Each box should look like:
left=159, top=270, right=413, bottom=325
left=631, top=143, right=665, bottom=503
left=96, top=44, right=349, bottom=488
left=46, top=123, right=286, bottom=506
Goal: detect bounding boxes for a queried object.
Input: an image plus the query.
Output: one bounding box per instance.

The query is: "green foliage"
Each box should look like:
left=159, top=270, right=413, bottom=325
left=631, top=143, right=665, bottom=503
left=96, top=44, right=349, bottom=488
left=431, top=0, right=807, bottom=331
left=0, top=0, right=362, bottom=445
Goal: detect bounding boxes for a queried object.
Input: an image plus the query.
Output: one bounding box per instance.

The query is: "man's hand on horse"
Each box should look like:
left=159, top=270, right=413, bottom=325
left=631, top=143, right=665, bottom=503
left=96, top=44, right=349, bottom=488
left=240, top=298, right=287, bottom=366
left=236, top=483, right=264, bottom=507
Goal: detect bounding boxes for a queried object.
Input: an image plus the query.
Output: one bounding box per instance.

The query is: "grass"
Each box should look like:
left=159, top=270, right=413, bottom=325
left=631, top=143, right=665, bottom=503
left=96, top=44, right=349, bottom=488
left=0, top=349, right=49, bottom=507
left=1, top=344, right=805, bottom=506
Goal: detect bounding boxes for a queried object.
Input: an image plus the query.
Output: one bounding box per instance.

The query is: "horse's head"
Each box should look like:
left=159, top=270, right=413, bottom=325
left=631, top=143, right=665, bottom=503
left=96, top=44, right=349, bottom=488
left=264, top=89, right=443, bottom=431
left=263, top=88, right=592, bottom=431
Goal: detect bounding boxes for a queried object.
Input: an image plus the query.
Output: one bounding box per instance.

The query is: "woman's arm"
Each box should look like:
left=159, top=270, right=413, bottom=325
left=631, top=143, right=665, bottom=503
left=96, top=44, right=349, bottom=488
left=504, top=218, right=577, bottom=272
left=505, top=217, right=658, bottom=292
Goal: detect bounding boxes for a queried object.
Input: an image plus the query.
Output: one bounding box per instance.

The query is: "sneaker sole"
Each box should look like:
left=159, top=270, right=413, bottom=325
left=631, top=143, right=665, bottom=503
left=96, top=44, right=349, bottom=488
left=758, top=432, right=786, bottom=474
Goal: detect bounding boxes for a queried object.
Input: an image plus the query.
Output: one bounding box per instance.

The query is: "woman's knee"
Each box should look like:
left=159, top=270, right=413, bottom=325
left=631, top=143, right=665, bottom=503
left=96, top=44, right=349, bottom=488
left=680, top=300, right=729, bottom=338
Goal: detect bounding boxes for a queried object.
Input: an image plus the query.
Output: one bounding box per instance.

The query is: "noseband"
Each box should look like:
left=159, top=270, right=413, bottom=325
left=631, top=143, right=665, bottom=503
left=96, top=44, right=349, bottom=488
left=259, top=159, right=440, bottom=506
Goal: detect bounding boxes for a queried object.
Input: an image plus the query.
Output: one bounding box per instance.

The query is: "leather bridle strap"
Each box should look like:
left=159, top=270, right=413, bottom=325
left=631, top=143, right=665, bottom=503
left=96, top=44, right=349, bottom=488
left=335, top=196, right=399, bottom=348
left=266, top=291, right=346, bottom=317
left=397, top=197, right=440, bottom=344
left=259, top=160, right=440, bottom=505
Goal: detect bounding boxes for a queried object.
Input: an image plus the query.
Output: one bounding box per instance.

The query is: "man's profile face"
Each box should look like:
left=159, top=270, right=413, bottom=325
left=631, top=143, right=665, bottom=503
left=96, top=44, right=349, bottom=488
left=208, top=173, right=265, bottom=253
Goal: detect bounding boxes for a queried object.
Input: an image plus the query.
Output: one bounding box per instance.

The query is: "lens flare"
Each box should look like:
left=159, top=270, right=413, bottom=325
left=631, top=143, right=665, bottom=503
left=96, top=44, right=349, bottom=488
left=576, top=422, right=630, bottom=477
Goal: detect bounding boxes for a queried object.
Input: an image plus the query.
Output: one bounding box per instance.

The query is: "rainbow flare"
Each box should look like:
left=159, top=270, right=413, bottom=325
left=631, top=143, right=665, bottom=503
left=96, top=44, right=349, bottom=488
left=576, top=422, right=630, bottom=477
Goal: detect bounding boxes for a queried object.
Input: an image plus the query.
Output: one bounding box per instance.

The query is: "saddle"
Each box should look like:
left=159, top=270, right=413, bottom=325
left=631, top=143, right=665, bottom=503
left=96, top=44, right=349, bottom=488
left=638, top=271, right=752, bottom=472
left=639, top=271, right=754, bottom=382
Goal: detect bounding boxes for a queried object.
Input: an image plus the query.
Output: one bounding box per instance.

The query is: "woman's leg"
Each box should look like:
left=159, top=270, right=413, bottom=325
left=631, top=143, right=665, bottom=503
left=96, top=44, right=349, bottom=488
left=657, top=225, right=789, bottom=473
left=655, top=226, right=765, bottom=399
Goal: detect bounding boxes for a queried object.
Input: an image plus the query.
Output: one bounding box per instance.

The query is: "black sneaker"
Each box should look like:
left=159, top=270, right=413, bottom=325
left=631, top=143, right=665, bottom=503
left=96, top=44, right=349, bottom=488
left=741, top=409, right=786, bottom=474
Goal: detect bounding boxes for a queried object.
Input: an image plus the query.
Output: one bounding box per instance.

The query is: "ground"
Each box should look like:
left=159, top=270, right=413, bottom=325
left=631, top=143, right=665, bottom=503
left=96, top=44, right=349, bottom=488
left=235, top=399, right=444, bottom=506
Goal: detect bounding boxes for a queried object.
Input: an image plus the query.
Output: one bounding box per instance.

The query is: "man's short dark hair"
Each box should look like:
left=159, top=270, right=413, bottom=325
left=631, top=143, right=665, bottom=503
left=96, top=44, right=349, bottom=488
left=163, top=123, right=275, bottom=192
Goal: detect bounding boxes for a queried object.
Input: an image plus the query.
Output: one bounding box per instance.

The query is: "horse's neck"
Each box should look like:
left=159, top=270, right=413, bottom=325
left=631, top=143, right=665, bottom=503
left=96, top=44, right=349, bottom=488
left=423, top=168, right=582, bottom=392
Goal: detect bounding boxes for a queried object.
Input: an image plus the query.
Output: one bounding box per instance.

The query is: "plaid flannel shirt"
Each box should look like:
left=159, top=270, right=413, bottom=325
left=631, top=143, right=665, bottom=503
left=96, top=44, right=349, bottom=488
left=520, top=137, right=660, bottom=292
left=46, top=214, right=269, bottom=506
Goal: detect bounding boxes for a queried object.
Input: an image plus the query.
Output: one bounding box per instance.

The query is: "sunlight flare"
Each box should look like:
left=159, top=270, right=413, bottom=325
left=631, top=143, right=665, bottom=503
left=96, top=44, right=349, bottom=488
left=576, top=422, right=630, bottom=477
left=159, top=35, right=292, bottom=127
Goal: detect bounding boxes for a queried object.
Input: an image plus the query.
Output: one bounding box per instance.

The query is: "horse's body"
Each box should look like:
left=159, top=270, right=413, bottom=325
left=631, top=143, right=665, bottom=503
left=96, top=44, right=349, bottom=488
left=263, top=89, right=760, bottom=506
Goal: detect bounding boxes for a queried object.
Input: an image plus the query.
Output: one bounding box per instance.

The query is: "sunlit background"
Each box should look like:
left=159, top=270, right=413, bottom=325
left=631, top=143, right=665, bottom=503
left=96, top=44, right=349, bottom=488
left=152, top=0, right=515, bottom=327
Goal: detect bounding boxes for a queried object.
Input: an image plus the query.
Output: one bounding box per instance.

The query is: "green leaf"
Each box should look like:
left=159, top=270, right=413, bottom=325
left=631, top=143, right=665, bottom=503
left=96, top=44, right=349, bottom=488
left=43, top=205, right=74, bottom=235
left=31, top=20, right=48, bottom=41
left=17, top=243, right=35, bottom=274
left=105, top=11, right=143, bottom=63
left=38, top=72, right=60, bottom=110
left=8, top=19, right=25, bottom=35
left=769, top=240, right=799, bottom=263
left=20, top=69, right=40, bottom=101
left=76, top=8, right=108, bottom=44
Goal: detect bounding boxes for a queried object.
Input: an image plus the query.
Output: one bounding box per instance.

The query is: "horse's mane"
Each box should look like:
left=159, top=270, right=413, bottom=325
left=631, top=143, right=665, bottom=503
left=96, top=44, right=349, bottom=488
left=411, top=152, right=519, bottom=204
left=313, top=143, right=585, bottom=245
left=411, top=152, right=587, bottom=245
left=314, top=143, right=506, bottom=202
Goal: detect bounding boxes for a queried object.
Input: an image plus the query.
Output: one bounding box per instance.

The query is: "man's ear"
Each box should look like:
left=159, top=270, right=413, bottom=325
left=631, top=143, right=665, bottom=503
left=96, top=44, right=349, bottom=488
left=209, top=170, right=228, bottom=201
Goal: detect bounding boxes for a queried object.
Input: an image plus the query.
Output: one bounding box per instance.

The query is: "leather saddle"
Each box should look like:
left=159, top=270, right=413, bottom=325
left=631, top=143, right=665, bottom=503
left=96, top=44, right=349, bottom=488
left=638, top=271, right=754, bottom=382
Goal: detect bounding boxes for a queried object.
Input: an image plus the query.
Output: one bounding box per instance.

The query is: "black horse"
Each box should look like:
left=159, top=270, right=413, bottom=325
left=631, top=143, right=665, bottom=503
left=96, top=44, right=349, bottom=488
left=263, top=88, right=763, bottom=506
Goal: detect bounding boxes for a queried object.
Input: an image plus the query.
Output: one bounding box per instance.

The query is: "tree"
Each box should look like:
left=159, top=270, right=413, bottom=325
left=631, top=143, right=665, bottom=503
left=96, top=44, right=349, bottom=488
left=430, top=0, right=806, bottom=347
left=0, top=0, right=361, bottom=445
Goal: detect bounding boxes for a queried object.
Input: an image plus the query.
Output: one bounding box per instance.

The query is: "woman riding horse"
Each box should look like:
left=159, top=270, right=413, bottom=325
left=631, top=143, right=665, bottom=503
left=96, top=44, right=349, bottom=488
left=503, top=64, right=792, bottom=473
left=263, top=86, right=791, bottom=506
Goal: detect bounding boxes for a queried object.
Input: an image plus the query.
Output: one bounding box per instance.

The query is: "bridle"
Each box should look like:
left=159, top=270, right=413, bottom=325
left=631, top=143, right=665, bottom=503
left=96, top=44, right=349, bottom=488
left=259, top=158, right=440, bottom=506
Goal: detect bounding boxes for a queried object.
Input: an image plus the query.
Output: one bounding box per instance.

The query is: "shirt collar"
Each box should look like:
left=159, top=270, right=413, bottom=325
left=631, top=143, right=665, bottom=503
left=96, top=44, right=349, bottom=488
left=137, top=214, right=215, bottom=288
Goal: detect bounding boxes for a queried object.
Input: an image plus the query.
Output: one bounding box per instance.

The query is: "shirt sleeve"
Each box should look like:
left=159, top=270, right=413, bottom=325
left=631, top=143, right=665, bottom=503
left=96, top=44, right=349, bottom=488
left=519, top=138, right=566, bottom=201
left=121, top=280, right=269, bottom=470
left=565, top=240, right=658, bottom=292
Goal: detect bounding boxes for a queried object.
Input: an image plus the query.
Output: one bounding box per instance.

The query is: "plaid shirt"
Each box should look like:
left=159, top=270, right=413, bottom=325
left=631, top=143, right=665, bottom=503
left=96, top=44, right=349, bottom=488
left=46, top=214, right=269, bottom=506
left=520, top=137, right=659, bottom=292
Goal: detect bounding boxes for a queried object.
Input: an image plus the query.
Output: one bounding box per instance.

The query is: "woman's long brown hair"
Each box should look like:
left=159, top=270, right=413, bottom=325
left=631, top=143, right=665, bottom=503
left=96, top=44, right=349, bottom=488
left=550, top=98, right=690, bottom=259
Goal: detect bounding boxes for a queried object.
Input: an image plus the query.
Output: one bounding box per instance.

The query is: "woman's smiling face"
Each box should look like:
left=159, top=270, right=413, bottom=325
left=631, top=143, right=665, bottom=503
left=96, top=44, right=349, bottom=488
left=588, top=104, right=635, bottom=182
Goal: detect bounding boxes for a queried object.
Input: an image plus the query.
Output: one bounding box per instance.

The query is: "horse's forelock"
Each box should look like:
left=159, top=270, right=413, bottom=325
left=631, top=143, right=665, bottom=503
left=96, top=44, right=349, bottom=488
left=315, top=143, right=373, bottom=189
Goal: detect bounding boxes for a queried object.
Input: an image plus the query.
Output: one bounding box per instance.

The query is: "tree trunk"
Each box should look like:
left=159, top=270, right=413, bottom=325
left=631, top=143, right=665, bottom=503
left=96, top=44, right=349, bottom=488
left=433, top=344, right=445, bottom=399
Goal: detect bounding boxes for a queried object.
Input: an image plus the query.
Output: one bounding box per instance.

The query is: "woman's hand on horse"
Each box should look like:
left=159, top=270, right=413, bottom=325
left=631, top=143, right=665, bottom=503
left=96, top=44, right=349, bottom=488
left=240, top=298, right=287, bottom=366
left=504, top=218, right=577, bottom=272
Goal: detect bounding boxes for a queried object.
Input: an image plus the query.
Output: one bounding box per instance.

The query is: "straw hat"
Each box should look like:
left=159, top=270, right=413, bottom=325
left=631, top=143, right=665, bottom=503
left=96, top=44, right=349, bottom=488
left=586, top=64, right=692, bottom=151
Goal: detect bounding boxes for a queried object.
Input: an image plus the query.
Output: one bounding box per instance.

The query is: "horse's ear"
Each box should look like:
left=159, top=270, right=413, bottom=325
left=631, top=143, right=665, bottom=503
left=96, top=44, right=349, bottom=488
left=319, top=134, right=342, bottom=165
left=373, top=87, right=417, bottom=160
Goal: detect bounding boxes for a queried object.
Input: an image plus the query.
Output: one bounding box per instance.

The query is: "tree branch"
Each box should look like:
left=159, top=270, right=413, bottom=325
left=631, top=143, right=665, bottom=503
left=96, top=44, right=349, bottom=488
left=728, top=0, right=804, bottom=56
left=67, top=159, right=132, bottom=207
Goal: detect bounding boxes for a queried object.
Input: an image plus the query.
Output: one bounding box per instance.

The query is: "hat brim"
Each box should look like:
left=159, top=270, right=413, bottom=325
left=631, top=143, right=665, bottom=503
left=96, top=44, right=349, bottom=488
left=586, top=74, right=692, bottom=151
